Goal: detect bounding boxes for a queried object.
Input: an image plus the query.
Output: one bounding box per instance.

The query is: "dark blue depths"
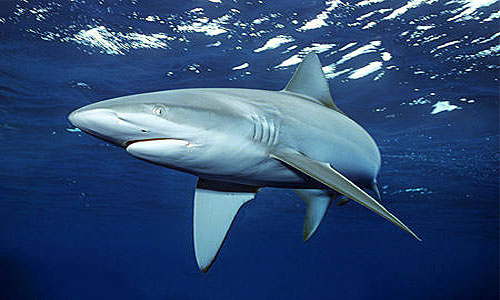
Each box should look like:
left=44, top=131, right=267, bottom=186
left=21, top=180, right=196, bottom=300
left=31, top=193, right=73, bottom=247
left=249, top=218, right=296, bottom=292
left=0, top=0, right=498, bottom=299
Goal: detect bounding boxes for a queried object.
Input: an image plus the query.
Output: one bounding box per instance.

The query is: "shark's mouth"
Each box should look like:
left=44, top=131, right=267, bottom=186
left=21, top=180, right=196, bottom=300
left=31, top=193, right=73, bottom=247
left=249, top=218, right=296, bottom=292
left=125, top=138, right=193, bottom=161
left=125, top=138, right=173, bottom=147
left=125, top=138, right=190, bottom=147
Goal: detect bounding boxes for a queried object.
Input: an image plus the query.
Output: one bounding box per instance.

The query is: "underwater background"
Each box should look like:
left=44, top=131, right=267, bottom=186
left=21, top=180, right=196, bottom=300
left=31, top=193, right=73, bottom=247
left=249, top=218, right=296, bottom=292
left=0, top=0, right=498, bottom=299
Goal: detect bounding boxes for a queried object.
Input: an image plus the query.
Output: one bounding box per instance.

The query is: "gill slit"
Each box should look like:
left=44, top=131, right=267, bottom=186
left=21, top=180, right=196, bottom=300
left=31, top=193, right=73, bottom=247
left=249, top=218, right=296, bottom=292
left=251, top=115, right=279, bottom=146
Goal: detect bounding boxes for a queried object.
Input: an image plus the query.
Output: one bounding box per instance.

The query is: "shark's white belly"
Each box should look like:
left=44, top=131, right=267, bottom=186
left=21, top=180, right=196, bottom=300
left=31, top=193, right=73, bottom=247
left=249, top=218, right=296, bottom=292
left=126, top=130, right=313, bottom=187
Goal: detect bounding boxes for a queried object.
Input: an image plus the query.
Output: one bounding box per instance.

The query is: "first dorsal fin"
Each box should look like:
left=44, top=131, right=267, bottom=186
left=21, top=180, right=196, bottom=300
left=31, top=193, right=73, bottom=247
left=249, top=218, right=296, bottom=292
left=283, top=53, right=343, bottom=114
left=193, top=178, right=258, bottom=272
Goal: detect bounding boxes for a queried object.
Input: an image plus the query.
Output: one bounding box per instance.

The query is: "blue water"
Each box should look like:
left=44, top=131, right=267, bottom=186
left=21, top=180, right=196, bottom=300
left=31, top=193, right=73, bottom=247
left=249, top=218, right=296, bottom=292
left=1, top=0, right=499, bottom=299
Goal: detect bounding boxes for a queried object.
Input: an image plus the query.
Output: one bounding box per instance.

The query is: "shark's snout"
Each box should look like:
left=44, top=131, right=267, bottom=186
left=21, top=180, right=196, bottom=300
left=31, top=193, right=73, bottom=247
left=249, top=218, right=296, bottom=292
left=67, top=109, right=80, bottom=127
left=68, top=108, right=117, bottom=131
left=68, top=106, right=159, bottom=147
left=68, top=107, right=133, bottom=146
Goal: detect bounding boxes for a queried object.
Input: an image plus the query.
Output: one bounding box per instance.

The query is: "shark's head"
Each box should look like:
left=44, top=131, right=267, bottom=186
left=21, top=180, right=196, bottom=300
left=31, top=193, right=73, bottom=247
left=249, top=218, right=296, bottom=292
left=68, top=90, right=252, bottom=174
left=69, top=93, right=194, bottom=147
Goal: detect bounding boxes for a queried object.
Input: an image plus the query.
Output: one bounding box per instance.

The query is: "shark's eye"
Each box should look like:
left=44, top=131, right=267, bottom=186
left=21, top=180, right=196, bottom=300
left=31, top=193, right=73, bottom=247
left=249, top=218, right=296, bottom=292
left=153, top=104, right=167, bottom=116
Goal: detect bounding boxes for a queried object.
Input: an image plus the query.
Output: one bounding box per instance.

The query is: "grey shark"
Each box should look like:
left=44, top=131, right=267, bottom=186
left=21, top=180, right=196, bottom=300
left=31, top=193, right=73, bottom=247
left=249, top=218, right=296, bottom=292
left=68, top=53, right=420, bottom=272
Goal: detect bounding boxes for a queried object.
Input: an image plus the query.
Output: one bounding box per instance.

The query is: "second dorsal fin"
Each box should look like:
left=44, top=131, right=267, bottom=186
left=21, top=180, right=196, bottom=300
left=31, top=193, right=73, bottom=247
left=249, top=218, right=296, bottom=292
left=283, top=53, right=343, bottom=114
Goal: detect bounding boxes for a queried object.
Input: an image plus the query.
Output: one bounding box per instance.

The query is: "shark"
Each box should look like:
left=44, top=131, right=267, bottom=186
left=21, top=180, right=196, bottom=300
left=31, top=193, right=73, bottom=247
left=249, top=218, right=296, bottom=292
left=68, top=53, right=420, bottom=272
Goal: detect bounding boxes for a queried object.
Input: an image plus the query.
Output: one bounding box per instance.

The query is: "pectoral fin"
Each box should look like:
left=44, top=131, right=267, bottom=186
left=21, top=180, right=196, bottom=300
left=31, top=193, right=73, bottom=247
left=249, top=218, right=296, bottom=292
left=270, top=148, right=421, bottom=241
left=295, top=189, right=336, bottom=241
left=193, top=178, right=258, bottom=272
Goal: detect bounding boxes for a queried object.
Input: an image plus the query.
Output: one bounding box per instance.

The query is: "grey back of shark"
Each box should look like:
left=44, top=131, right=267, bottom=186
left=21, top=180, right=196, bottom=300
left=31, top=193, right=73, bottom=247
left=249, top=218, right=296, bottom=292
left=68, top=53, right=420, bottom=273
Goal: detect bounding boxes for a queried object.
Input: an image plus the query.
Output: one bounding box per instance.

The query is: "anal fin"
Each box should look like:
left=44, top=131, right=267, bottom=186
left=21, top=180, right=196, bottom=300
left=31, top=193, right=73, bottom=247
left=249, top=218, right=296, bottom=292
left=371, top=181, right=382, bottom=201
left=194, top=178, right=258, bottom=272
left=295, top=189, right=337, bottom=241
left=337, top=195, right=350, bottom=207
